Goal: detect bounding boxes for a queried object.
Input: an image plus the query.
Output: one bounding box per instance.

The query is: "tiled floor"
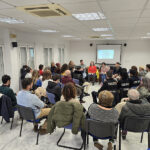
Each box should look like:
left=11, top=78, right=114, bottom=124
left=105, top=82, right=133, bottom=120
left=0, top=84, right=148, bottom=150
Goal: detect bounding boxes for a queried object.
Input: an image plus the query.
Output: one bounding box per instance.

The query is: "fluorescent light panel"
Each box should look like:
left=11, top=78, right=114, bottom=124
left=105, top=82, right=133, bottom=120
left=63, top=35, right=74, bottom=37
left=72, top=12, right=106, bottom=21
left=105, top=37, right=115, bottom=40
left=141, top=36, right=150, bottom=39
left=92, top=28, right=111, bottom=31
left=40, top=30, right=58, bottom=33
left=0, top=18, right=24, bottom=24
left=101, top=34, right=113, bottom=37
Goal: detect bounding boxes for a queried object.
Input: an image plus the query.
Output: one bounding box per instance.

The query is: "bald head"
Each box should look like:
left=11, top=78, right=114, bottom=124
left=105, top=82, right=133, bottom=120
left=128, top=89, right=140, bottom=100
left=64, top=70, right=71, bottom=77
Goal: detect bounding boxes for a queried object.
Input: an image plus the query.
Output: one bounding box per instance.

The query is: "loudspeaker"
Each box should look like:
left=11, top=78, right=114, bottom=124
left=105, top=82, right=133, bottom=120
left=12, top=42, right=18, bottom=48
left=124, top=43, right=127, bottom=47
left=90, top=43, right=93, bottom=47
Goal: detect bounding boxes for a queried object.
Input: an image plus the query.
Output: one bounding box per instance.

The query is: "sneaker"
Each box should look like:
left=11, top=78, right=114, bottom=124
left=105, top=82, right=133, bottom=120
left=84, top=93, right=90, bottom=96
left=107, top=142, right=112, bottom=150
left=94, top=142, right=103, bottom=150
left=122, top=134, right=126, bottom=140
left=39, top=127, right=48, bottom=135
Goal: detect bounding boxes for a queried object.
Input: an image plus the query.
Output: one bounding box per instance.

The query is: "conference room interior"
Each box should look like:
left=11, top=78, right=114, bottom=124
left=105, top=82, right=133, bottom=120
left=0, top=0, right=150, bottom=150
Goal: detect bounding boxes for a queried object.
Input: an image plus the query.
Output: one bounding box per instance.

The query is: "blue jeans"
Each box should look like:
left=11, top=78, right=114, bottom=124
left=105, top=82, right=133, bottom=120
left=100, top=74, right=106, bottom=83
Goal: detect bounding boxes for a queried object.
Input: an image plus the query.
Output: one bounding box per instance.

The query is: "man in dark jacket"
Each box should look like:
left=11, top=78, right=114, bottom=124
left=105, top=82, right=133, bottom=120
left=113, top=62, right=122, bottom=76
left=119, top=89, right=150, bottom=140
left=0, top=75, right=17, bottom=107
left=129, top=69, right=140, bottom=88
left=46, top=74, right=61, bottom=102
left=92, top=71, right=119, bottom=105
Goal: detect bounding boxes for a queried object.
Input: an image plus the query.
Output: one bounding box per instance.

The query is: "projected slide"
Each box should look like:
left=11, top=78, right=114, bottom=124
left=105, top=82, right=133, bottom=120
left=96, top=45, right=121, bottom=64
left=98, top=50, right=114, bottom=59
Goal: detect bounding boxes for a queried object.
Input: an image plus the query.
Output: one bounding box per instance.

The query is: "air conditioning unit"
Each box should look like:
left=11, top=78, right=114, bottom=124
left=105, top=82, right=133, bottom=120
left=17, top=3, right=71, bottom=17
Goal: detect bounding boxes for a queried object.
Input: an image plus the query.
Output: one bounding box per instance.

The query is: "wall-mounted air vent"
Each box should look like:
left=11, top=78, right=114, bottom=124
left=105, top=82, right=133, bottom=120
left=17, top=4, right=71, bottom=17
left=90, top=36, right=100, bottom=39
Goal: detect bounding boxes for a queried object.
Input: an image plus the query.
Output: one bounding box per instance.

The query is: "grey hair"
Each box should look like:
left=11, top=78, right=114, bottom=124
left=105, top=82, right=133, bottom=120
left=128, top=89, right=140, bottom=100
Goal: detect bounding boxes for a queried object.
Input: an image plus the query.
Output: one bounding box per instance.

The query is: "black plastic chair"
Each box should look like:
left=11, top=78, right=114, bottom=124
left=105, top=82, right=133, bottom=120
left=17, top=105, right=44, bottom=145
left=57, top=124, right=84, bottom=150
left=84, top=119, right=118, bottom=150
left=119, top=116, right=150, bottom=150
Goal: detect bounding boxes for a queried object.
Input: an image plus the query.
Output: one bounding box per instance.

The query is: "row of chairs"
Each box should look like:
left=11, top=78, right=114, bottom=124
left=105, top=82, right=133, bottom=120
left=2, top=103, right=150, bottom=150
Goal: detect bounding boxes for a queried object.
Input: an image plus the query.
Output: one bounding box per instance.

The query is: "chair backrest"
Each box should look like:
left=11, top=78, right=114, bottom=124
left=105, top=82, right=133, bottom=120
left=123, top=116, right=150, bottom=132
left=85, top=119, right=118, bottom=139
left=17, top=105, right=35, bottom=121
left=73, top=78, right=79, bottom=85
left=47, top=92, right=56, bottom=104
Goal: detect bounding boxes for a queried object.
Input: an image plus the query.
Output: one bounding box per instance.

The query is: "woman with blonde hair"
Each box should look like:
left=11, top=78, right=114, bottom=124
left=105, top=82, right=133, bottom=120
left=42, top=70, right=52, bottom=89
left=32, top=70, right=42, bottom=90
left=88, top=90, right=119, bottom=150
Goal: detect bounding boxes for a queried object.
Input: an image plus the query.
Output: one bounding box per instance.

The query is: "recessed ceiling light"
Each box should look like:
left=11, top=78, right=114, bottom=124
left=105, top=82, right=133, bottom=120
left=39, top=30, right=58, bottom=33
left=72, top=12, right=106, bottom=21
left=101, top=34, right=113, bottom=37
left=92, top=28, right=111, bottom=32
left=63, top=35, right=74, bottom=37
left=147, top=33, right=150, bottom=35
left=105, top=37, right=115, bottom=40
left=141, top=36, right=150, bottom=39
left=0, top=18, right=24, bottom=24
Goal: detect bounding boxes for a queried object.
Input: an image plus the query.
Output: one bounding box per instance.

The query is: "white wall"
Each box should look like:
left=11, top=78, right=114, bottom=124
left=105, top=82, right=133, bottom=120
left=70, top=40, right=150, bottom=70
left=0, top=28, right=70, bottom=92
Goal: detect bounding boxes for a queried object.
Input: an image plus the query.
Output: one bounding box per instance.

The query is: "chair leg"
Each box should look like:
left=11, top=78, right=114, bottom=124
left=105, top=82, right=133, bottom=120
left=83, top=133, right=86, bottom=150
left=141, top=132, right=144, bottom=143
left=148, top=132, right=150, bottom=149
left=57, top=128, right=83, bottom=150
left=1, top=117, right=3, bottom=124
left=114, top=145, right=116, bottom=150
left=119, top=125, right=121, bottom=150
left=36, top=125, right=40, bottom=145
left=87, top=135, right=89, bottom=145
left=19, top=119, right=23, bottom=137
left=10, top=117, right=14, bottom=130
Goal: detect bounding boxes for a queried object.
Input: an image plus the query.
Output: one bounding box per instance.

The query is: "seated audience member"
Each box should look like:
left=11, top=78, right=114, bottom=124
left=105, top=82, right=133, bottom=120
left=25, top=67, right=32, bottom=78
left=17, top=78, right=50, bottom=134
left=146, top=64, right=150, bottom=79
left=119, top=89, right=150, bottom=140
left=88, top=61, right=97, bottom=85
left=137, top=77, right=150, bottom=100
left=55, top=63, right=61, bottom=74
left=92, top=71, right=118, bottom=104
left=32, top=70, right=42, bottom=91
left=44, top=66, right=51, bottom=72
left=115, top=89, right=140, bottom=114
left=100, top=62, right=110, bottom=83
left=60, top=63, right=69, bottom=76
left=113, top=62, right=122, bottom=77
left=20, top=65, right=28, bottom=80
left=46, top=74, right=61, bottom=102
left=61, top=70, right=75, bottom=85
left=118, top=69, right=130, bottom=99
left=39, top=64, right=44, bottom=76
left=42, top=70, right=52, bottom=89
left=129, top=69, right=140, bottom=88
left=131, top=66, right=138, bottom=73
left=88, top=91, right=119, bottom=150
left=50, top=62, right=56, bottom=74
left=47, top=83, right=85, bottom=134
left=138, top=67, right=146, bottom=78
left=0, top=75, right=17, bottom=107
left=80, top=59, right=86, bottom=70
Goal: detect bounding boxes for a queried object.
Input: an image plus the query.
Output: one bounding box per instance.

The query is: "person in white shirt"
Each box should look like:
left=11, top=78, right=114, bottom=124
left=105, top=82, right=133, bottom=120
left=42, top=70, right=53, bottom=89
left=146, top=64, right=150, bottom=79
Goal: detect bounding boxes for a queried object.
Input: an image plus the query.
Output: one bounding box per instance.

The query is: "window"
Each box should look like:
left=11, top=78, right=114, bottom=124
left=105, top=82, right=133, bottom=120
left=44, top=48, right=52, bottom=66
left=0, top=47, right=4, bottom=84
left=29, top=47, right=35, bottom=69
left=59, top=48, right=64, bottom=64
left=20, top=47, right=27, bottom=68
